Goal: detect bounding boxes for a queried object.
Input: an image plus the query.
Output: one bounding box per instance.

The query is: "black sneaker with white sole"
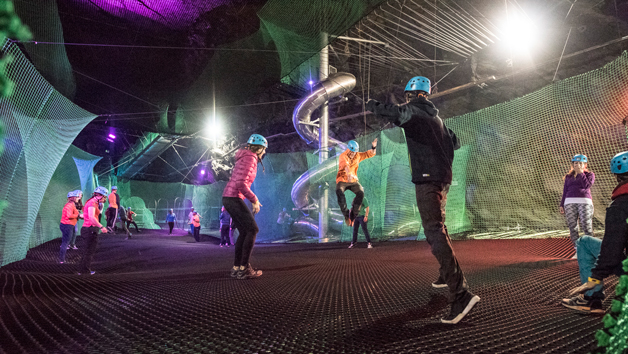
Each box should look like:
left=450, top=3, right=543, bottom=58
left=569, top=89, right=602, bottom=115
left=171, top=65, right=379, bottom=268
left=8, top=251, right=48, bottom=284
left=441, top=291, right=480, bottom=324
left=230, top=268, right=241, bottom=278
left=237, top=265, right=262, bottom=279
left=561, top=294, right=605, bottom=314
left=432, top=277, right=448, bottom=288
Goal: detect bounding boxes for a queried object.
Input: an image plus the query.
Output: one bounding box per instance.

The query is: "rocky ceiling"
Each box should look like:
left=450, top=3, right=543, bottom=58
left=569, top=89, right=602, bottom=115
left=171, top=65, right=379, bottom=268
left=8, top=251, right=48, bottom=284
left=11, top=0, right=628, bottom=183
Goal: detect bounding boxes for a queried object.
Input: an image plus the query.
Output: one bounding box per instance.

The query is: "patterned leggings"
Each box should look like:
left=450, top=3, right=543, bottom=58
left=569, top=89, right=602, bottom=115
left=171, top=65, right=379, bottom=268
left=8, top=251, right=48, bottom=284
left=564, top=203, right=594, bottom=247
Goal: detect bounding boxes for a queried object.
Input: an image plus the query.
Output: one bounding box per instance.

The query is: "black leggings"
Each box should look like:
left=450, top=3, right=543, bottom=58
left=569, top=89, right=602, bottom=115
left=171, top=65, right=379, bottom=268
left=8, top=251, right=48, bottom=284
left=222, top=197, right=259, bottom=267
left=168, top=222, right=174, bottom=233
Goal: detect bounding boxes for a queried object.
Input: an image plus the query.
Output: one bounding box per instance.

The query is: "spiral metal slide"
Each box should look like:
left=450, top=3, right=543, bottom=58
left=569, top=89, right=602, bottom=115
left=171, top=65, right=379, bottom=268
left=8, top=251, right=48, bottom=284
left=290, top=73, right=356, bottom=236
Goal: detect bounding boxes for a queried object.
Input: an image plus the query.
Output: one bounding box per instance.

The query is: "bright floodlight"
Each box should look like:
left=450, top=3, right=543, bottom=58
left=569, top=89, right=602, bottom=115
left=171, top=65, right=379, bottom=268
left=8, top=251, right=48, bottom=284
left=308, top=80, right=314, bottom=86
left=200, top=169, right=206, bottom=175
left=500, top=10, right=537, bottom=52
left=108, top=133, right=116, bottom=139
left=205, top=119, right=223, bottom=140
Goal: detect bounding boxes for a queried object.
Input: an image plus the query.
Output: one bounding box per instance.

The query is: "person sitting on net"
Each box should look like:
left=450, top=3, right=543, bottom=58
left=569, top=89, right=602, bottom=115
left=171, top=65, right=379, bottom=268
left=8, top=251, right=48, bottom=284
left=335, top=138, right=377, bottom=226
left=564, top=151, right=628, bottom=314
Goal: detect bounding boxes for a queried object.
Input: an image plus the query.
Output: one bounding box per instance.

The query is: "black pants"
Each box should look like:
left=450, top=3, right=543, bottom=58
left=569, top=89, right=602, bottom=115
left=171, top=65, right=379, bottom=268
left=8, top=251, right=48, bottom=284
left=336, top=181, right=364, bottom=219
left=352, top=216, right=372, bottom=243
left=193, top=225, right=201, bottom=242
left=220, top=225, right=231, bottom=245
left=78, top=226, right=100, bottom=272
left=127, top=221, right=139, bottom=232
left=223, top=197, right=259, bottom=267
left=106, top=207, right=117, bottom=229
left=415, top=182, right=468, bottom=301
left=168, top=222, right=174, bottom=233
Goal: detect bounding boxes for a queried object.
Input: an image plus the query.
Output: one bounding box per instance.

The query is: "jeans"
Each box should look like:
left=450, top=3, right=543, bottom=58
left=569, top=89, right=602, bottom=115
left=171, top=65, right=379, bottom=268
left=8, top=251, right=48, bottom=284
left=576, top=236, right=605, bottom=299
left=415, top=182, right=468, bottom=301
left=190, top=224, right=194, bottom=234
left=70, top=224, right=78, bottom=247
left=564, top=203, right=594, bottom=246
left=127, top=221, right=139, bottom=232
left=78, top=226, right=100, bottom=273
left=352, top=216, right=372, bottom=244
left=223, top=197, right=259, bottom=267
left=59, top=223, right=74, bottom=262
left=336, top=181, right=365, bottom=219
left=168, top=222, right=174, bottom=233
left=220, top=225, right=231, bottom=245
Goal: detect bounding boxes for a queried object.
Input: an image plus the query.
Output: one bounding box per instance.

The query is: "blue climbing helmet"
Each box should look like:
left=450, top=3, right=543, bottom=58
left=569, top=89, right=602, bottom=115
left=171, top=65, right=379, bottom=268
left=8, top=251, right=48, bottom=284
left=94, top=186, right=109, bottom=197
left=405, top=76, right=431, bottom=94
left=347, top=140, right=359, bottom=152
left=611, top=151, right=628, bottom=174
left=67, top=190, right=80, bottom=198
left=572, top=154, right=588, bottom=163
left=247, top=134, right=268, bottom=148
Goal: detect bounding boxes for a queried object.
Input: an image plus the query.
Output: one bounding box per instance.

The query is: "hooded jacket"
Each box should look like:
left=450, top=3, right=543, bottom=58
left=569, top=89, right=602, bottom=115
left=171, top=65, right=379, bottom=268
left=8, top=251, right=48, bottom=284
left=590, top=181, right=628, bottom=281
left=222, top=148, right=259, bottom=204
left=366, top=96, right=459, bottom=184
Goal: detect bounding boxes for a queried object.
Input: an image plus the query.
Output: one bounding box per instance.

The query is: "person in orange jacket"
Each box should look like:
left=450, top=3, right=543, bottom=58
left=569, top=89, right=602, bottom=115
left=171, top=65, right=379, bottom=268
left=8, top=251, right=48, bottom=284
left=59, top=190, right=82, bottom=264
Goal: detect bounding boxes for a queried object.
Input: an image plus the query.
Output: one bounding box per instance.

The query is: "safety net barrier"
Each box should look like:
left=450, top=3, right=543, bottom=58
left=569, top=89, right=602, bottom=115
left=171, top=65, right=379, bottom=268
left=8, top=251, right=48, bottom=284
left=0, top=38, right=97, bottom=266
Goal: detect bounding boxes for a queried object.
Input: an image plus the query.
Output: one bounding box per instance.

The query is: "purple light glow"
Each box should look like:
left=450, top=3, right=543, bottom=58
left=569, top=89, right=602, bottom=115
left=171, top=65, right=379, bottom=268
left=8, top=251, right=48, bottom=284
left=107, top=138, right=114, bottom=143
left=108, top=133, right=116, bottom=139
left=308, top=80, right=314, bottom=86
left=200, top=170, right=206, bottom=175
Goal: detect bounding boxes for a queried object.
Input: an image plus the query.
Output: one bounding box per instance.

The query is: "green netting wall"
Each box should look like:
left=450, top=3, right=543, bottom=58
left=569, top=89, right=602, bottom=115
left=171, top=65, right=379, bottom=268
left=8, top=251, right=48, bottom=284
left=0, top=39, right=97, bottom=266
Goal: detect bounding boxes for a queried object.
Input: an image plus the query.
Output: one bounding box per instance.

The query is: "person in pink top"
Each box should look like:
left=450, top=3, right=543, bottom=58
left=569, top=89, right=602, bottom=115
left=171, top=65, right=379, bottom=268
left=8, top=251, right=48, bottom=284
left=58, top=190, right=82, bottom=264
left=223, top=134, right=267, bottom=280
left=77, top=186, right=109, bottom=275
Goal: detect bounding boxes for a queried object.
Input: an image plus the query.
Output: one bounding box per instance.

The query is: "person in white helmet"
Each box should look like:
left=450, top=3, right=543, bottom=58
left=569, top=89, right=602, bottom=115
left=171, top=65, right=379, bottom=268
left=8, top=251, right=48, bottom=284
left=77, top=186, right=110, bottom=275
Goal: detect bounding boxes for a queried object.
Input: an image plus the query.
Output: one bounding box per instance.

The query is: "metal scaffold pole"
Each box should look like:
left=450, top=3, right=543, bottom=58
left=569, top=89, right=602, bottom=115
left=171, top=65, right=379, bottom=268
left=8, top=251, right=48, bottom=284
left=319, top=32, right=329, bottom=241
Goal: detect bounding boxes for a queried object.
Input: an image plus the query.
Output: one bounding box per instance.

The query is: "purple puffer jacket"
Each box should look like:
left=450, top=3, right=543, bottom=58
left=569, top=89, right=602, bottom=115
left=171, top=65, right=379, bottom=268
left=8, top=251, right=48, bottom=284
left=222, top=149, right=259, bottom=203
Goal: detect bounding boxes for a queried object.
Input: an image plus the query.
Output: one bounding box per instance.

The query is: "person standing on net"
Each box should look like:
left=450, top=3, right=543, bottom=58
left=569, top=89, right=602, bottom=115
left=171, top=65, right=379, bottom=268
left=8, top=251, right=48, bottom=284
left=219, top=206, right=232, bottom=247
left=222, top=134, right=267, bottom=280
left=192, top=211, right=201, bottom=242
left=118, top=206, right=132, bottom=240
left=77, top=186, right=110, bottom=275
left=335, top=138, right=377, bottom=226
left=366, top=76, right=479, bottom=324
left=59, top=190, right=81, bottom=264
left=188, top=207, right=196, bottom=235
left=126, top=207, right=139, bottom=233
left=560, top=154, right=595, bottom=255
left=69, top=190, right=83, bottom=250
left=166, top=209, right=177, bottom=235
left=106, top=186, right=119, bottom=232
left=564, top=151, right=628, bottom=314
left=348, top=196, right=373, bottom=249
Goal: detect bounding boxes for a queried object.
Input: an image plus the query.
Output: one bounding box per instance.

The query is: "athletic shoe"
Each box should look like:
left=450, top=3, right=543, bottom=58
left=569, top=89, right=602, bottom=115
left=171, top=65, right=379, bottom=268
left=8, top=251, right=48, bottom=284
left=348, top=243, right=355, bottom=249
left=220, top=245, right=224, bottom=248
left=77, top=270, right=96, bottom=276
left=562, top=295, right=605, bottom=314
left=230, top=268, right=240, bottom=278
left=66, top=245, right=71, bottom=250
left=441, top=291, right=480, bottom=324
left=59, top=261, right=64, bottom=264
left=106, top=227, right=115, bottom=234
left=432, top=277, right=448, bottom=289
left=238, top=265, right=262, bottom=279
left=70, top=245, right=78, bottom=250
left=367, top=243, right=373, bottom=249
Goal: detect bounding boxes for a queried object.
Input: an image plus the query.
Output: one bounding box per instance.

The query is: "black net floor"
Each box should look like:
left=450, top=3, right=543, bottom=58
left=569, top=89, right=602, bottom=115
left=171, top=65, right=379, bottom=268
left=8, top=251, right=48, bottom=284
left=0, top=229, right=612, bottom=354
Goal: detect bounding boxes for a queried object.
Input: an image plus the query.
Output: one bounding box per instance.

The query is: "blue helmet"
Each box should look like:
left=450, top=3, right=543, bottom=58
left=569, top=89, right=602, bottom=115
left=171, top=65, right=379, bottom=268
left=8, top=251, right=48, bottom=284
left=405, top=76, right=431, bottom=94
left=347, top=140, right=359, bottom=152
left=94, top=186, right=109, bottom=197
left=611, top=151, right=628, bottom=174
left=572, top=154, right=588, bottom=163
left=247, top=134, right=268, bottom=148
left=111, top=186, right=117, bottom=191
left=73, top=190, right=83, bottom=198
left=67, top=190, right=80, bottom=198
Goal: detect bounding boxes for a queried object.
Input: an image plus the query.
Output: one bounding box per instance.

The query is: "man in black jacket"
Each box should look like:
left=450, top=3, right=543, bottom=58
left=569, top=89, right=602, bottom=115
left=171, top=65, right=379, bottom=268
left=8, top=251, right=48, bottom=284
left=366, top=76, right=479, bottom=324
left=566, top=151, right=628, bottom=313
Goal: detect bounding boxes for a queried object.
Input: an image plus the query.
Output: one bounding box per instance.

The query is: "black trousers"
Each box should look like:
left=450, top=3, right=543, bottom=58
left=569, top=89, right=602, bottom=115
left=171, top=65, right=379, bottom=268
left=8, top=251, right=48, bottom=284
left=127, top=221, right=139, bottom=232
left=78, top=226, right=100, bottom=272
left=193, top=225, right=201, bottom=242
left=168, top=222, right=174, bottom=233
left=220, top=225, right=231, bottom=245
left=415, top=182, right=468, bottom=301
left=335, top=181, right=365, bottom=219
left=106, top=207, right=117, bottom=229
left=223, top=197, right=259, bottom=267
left=352, top=216, right=372, bottom=243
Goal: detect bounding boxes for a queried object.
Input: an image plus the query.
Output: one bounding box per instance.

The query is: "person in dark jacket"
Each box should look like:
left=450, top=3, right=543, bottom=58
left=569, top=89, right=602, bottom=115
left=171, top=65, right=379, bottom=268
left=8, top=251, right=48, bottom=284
left=219, top=206, right=232, bottom=247
left=366, top=76, right=479, bottom=324
left=565, top=151, right=628, bottom=314
left=222, top=134, right=267, bottom=279
left=559, top=154, right=595, bottom=250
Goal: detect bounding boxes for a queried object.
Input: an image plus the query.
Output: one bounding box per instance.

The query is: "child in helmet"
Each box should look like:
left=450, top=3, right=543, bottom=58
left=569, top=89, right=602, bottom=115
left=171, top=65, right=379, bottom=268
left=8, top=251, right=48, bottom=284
left=59, top=190, right=81, bottom=264
left=366, top=76, right=478, bottom=324
left=77, top=186, right=110, bottom=275
left=559, top=154, right=595, bottom=249
left=126, top=207, right=139, bottom=233
left=222, top=134, right=267, bottom=279
left=69, top=190, right=83, bottom=250
left=564, top=151, right=628, bottom=314
left=335, top=138, right=378, bottom=226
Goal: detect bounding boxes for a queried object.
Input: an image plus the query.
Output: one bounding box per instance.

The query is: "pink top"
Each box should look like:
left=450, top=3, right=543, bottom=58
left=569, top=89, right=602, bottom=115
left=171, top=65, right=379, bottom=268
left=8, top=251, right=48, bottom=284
left=82, top=198, right=101, bottom=228
left=222, top=149, right=259, bottom=203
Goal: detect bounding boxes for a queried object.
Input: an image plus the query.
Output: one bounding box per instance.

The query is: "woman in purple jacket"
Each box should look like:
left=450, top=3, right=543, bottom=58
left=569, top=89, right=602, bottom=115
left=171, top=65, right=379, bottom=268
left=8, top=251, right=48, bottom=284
left=223, top=134, right=267, bottom=280
left=560, top=154, right=595, bottom=249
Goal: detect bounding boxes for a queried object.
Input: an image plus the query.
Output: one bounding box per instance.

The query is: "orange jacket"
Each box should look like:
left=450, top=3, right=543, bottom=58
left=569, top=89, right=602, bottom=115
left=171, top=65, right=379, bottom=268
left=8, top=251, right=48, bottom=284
left=193, top=215, right=200, bottom=228
left=335, top=149, right=375, bottom=184
left=60, top=202, right=79, bottom=226
left=108, top=192, right=118, bottom=209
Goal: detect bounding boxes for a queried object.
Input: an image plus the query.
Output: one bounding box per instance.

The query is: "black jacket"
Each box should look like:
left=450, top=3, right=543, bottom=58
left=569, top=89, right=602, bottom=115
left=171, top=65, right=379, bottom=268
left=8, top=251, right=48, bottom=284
left=591, top=183, right=628, bottom=281
left=366, top=96, right=459, bottom=184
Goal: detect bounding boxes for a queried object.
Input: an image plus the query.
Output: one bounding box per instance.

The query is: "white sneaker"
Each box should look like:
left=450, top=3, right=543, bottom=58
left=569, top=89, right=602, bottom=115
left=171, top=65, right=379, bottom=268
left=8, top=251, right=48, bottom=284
left=367, top=243, right=373, bottom=249
left=571, top=254, right=577, bottom=259
left=348, top=243, right=354, bottom=249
